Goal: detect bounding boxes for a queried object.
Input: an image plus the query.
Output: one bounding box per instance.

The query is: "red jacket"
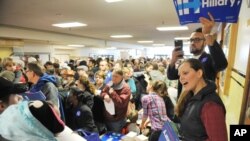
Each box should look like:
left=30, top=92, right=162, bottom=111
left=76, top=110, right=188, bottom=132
left=101, top=82, right=131, bottom=122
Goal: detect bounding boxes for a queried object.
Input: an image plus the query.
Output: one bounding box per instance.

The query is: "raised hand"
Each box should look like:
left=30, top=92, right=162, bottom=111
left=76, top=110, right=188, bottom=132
left=199, top=12, right=215, bottom=34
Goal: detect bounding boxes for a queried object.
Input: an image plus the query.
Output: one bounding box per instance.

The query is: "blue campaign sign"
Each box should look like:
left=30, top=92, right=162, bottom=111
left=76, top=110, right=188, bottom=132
left=173, top=0, right=243, bottom=25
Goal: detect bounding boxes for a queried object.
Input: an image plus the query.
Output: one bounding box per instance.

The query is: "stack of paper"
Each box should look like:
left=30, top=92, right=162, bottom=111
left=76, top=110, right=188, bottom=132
left=104, top=99, right=115, bottom=115
left=122, top=132, right=137, bottom=141
left=135, top=135, right=148, bottom=141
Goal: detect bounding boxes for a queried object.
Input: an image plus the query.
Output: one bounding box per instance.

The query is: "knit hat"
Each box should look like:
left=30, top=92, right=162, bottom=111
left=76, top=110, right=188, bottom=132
left=29, top=100, right=65, bottom=134
left=77, top=65, right=88, bottom=72
left=28, top=57, right=37, bottom=63
left=0, top=77, right=27, bottom=99
left=13, top=59, right=25, bottom=68
left=0, top=70, right=15, bottom=82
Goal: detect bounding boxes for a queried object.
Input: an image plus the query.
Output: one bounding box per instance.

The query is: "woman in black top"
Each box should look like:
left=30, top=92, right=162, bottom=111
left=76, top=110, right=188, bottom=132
left=65, top=76, right=98, bottom=133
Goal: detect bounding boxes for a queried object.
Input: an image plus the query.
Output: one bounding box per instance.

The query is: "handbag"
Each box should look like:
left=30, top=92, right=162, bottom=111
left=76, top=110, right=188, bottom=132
left=158, top=120, right=180, bottom=141
left=76, top=129, right=101, bottom=141
left=126, top=101, right=135, bottom=117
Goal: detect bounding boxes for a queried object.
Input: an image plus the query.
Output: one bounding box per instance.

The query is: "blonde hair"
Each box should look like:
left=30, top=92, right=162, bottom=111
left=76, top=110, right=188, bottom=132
left=158, top=66, right=165, bottom=75
left=175, top=91, right=191, bottom=117
left=3, top=60, right=14, bottom=69
left=95, top=70, right=106, bottom=80
left=151, top=80, right=168, bottom=97
left=122, top=67, right=130, bottom=74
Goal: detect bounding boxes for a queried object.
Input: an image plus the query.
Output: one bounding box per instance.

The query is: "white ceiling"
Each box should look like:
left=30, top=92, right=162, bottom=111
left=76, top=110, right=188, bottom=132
left=0, top=0, right=202, bottom=47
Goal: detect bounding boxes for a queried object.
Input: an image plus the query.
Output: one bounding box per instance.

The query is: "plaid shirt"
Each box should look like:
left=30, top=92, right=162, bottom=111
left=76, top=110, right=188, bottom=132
left=141, top=93, right=169, bottom=131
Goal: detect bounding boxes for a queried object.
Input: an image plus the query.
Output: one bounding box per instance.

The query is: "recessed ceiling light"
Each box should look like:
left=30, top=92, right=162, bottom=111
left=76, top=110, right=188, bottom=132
left=174, top=37, right=190, bottom=40
left=105, top=0, right=123, bottom=3
left=153, top=44, right=165, bottom=46
left=110, top=35, right=133, bottom=38
left=156, top=26, right=188, bottom=31
left=52, top=22, right=87, bottom=28
left=68, top=44, right=85, bottom=47
left=137, top=40, right=154, bottom=43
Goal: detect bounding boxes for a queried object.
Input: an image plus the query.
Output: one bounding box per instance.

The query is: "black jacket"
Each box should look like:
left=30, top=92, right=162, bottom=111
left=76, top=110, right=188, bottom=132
left=92, top=96, right=105, bottom=123
left=167, top=41, right=228, bottom=97
left=66, top=104, right=98, bottom=133
left=180, top=81, right=226, bottom=141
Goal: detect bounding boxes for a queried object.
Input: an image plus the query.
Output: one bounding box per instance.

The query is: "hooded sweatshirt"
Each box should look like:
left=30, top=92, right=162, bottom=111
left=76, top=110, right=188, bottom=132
left=30, top=74, right=59, bottom=107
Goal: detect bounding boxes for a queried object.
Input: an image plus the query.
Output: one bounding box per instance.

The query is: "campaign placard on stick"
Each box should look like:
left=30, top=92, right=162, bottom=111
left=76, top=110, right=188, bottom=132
left=173, top=0, right=243, bottom=25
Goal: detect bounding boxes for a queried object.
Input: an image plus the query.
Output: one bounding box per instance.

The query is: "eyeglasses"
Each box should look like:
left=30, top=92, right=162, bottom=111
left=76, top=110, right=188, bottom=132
left=189, top=38, right=205, bottom=43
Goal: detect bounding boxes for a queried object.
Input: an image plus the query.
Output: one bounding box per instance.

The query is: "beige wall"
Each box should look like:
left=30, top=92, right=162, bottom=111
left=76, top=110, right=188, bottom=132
left=220, top=0, right=250, bottom=137
left=0, top=47, right=13, bottom=58
left=220, top=72, right=245, bottom=135
left=234, top=1, right=250, bottom=74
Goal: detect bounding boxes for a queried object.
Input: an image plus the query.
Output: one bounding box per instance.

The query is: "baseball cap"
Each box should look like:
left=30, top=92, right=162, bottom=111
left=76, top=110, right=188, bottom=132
left=0, top=77, right=27, bottom=99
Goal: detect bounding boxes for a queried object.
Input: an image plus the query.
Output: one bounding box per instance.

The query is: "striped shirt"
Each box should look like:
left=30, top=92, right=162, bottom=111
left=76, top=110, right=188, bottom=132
left=141, top=93, right=169, bottom=131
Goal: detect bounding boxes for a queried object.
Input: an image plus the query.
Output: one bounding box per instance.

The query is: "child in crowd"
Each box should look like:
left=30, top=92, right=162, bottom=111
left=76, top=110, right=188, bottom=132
left=122, top=110, right=140, bottom=135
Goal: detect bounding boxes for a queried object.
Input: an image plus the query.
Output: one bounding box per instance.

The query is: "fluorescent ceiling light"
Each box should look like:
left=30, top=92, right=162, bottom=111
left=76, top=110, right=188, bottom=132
left=55, top=47, right=74, bottom=50
left=68, top=44, right=85, bottom=47
left=137, top=40, right=154, bottom=43
left=153, top=44, right=165, bottom=46
left=52, top=22, right=87, bottom=28
left=107, top=47, right=117, bottom=50
left=110, top=35, right=133, bottom=38
left=183, top=41, right=190, bottom=45
left=156, top=26, right=188, bottom=31
left=105, top=0, right=123, bottom=3
left=174, top=37, right=190, bottom=40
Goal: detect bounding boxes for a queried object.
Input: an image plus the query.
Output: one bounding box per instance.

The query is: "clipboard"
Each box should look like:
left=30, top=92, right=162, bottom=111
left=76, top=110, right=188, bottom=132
left=21, top=91, right=46, bottom=101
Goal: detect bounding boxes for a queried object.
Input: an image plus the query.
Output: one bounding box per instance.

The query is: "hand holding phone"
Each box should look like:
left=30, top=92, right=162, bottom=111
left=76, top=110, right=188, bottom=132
left=170, top=40, right=184, bottom=66
left=174, top=40, right=183, bottom=50
left=174, top=40, right=183, bottom=58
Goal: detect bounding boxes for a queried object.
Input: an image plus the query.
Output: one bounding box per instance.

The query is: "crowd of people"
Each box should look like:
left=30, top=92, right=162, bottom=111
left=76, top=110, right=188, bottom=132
left=0, top=13, right=229, bottom=141
left=0, top=53, right=176, bottom=140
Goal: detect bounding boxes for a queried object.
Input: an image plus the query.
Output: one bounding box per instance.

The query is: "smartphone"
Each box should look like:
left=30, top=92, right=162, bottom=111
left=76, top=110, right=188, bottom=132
left=174, top=40, right=183, bottom=57
left=174, top=40, right=183, bottom=50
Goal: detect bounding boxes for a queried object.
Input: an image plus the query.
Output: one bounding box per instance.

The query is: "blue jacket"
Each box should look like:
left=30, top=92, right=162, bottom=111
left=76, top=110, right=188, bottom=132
left=30, top=74, right=57, bottom=92
left=104, top=71, right=112, bottom=84
left=126, top=78, right=136, bottom=95
left=30, top=74, right=59, bottom=107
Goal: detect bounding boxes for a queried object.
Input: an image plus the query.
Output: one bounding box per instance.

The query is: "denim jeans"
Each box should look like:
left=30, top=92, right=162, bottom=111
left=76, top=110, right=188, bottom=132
left=106, top=118, right=126, bottom=133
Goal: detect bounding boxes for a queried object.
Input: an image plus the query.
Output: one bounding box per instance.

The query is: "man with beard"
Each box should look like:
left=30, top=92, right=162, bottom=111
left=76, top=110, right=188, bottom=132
left=167, top=13, right=228, bottom=98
